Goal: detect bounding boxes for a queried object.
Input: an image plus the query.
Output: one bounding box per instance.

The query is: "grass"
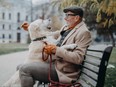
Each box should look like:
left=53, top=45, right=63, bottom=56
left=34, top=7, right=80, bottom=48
left=0, top=43, right=29, bottom=55
left=105, top=63, right=116, bottom=87
left=104, top=47, right=116, bottom=87
left=109, top=47, right=116, bottom=63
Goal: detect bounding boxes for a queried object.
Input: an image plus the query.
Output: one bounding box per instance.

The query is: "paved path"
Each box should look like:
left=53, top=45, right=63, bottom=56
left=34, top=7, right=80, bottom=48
left=0, top=51, right=28, bottom=86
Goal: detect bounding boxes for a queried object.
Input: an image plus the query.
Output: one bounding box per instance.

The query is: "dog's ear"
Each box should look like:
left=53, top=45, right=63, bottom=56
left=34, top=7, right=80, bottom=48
left=21, top=22, right=29, bottom=31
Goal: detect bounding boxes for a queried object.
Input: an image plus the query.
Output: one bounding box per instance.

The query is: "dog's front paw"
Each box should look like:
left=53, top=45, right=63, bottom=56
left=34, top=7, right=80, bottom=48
left=69, top=44, right=77, bottom=49
left=61, top=44, right=77, bottom=50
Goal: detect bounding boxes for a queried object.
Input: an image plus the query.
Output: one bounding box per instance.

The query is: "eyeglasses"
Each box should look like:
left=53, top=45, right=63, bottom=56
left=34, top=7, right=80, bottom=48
left=65, top=14, right=77, bottom=17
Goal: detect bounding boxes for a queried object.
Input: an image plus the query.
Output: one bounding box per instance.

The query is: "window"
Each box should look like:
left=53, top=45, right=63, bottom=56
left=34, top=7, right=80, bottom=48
left=2, top=24, right=5, bottom=29
left=17, top=33, right=21, bottom=42
left=26, top=15, right=28, bottom=21
left=17, top=27, right=20, bottom=30
left=2, top=12, right=5, bottom=19
left=9, top=34, right=11, bottom=39
left=17, top=12, right=20, bottom=22
left=9, top=25, right=11, bottom=30
left=9, top=13, right=11, bottom=20
left=2, top=34, right=5, bottom=39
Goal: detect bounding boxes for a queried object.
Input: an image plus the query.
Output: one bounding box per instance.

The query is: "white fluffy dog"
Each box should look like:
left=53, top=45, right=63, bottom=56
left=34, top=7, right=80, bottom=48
left=2, top=19, right=77, bottom=87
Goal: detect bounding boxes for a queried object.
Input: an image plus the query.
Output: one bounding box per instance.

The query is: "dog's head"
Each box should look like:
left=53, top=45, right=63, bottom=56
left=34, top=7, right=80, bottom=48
left=24, top=19, right=52, bottom=40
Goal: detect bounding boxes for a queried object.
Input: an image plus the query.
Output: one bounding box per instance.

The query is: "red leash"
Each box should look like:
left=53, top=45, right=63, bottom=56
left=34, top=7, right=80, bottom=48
left=42, top=46, right=81, bottom=87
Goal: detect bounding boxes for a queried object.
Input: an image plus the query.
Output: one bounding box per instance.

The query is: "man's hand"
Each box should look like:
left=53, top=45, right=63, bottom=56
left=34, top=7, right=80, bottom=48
left=44, top=44, right=57, bottom=54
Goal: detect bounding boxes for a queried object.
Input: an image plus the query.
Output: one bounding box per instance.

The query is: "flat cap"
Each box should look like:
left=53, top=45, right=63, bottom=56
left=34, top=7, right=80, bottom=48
left=63, top=6, right=84, bottom=17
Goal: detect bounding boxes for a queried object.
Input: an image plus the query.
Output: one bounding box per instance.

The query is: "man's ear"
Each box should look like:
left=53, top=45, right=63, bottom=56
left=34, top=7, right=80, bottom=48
left=21, top=22, right=29, bottom=31
left=75, top=16, right=79, bottom=22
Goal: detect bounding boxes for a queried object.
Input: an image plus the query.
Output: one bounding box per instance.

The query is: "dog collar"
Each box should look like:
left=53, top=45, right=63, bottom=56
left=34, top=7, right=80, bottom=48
left=32, top=36, right=46, bottom=41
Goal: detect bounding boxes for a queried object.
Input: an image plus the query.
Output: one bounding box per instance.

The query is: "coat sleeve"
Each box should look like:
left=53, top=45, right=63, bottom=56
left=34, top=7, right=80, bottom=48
left=55, top=31, right=92, bottom=64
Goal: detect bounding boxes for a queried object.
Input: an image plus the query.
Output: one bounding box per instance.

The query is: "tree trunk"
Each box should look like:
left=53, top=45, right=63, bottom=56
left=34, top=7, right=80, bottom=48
left=108, top=29, right=115, bottom=47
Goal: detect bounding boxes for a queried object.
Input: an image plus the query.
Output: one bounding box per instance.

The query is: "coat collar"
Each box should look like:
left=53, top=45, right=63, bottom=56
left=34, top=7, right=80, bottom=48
left=61, top=21, right=84, bottom=45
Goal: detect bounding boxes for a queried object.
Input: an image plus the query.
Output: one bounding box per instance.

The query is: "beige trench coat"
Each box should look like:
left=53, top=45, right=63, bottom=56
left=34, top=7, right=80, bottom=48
left=53, top=21, right=92, bottom=83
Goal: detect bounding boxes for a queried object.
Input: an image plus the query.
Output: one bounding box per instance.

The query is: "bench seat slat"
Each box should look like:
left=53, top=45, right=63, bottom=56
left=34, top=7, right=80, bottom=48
left=78, top=79, right=91, bottom=87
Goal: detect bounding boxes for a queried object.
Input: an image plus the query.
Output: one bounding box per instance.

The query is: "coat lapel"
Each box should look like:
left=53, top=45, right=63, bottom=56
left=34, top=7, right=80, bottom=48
left=61, top=22, right=84, bottom=46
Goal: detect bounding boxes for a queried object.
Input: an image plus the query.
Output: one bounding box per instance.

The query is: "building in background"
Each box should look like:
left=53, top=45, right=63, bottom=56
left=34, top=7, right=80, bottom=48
left=0, top=0, right=31, bottom=43
left=0, top=0, right=65, bottom=44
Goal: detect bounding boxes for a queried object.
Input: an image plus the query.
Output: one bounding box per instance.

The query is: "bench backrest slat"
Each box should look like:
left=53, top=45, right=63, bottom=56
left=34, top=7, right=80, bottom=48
left=78, top=45, right=113, bottom=87
left=87, top=45, right=108, bottom=51
left=82, top=68, right=98, bottom=80
left=85, top=55, right=101, bottom=66
left=83, top=62, right=99, bottom=73
left=86, top=51, right=103, bottom=59
left=80, top=73, right=97, bottom=87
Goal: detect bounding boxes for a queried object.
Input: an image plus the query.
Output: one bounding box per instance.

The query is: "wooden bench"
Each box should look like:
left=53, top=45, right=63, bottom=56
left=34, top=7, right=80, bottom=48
left=37, top=45, right=113, bottom=87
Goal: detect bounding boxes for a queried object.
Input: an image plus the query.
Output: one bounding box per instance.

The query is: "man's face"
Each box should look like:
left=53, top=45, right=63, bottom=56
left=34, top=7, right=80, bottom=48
left=64, top=11, right=80, bottom=28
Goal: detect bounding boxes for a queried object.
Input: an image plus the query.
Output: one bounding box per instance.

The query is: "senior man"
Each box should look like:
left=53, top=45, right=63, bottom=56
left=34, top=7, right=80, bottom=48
left=19, top=6, right=92, bottom=87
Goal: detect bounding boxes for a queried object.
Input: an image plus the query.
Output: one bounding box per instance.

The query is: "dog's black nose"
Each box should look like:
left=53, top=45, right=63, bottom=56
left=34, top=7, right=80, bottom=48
left=48, top=18, right=51, bottom=22
left=47, top=26, right=51, bottom=30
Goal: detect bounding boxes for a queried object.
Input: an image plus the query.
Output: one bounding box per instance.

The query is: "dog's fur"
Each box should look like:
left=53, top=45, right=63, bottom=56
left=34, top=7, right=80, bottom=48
left=2, top=19, right=77, bottom=87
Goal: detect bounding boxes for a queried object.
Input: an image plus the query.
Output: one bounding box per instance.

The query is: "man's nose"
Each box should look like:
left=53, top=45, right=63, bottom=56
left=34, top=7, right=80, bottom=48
left=64, top=17, right=68, bottom=21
